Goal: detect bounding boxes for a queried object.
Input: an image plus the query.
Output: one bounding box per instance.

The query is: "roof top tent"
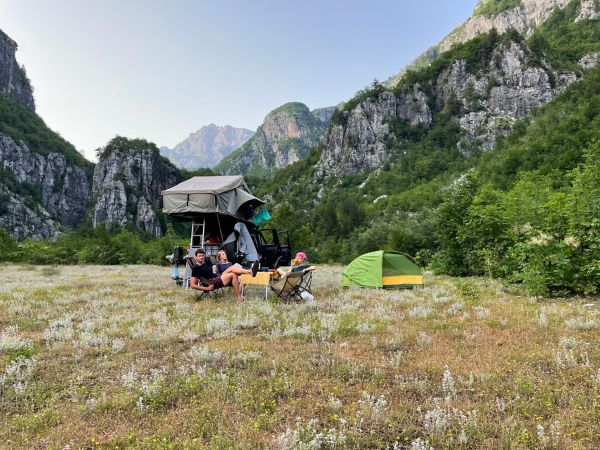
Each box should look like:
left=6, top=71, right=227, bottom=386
left=161, top=175, right=265, bottom=256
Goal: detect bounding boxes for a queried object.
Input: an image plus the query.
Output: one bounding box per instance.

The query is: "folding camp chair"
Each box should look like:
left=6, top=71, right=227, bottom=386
left=270, top=270, right=313, bottom=301
left=184, top=256, right=230, bottom=300
left=191, top=276, right=230, bottom=301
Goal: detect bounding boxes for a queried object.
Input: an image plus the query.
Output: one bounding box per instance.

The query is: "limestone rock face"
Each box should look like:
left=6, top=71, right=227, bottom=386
left=576, top=0, right=599, bottom=21
left=0, top=30, right=35, bottom=111
left=386, top=0, right=593, bottom=87
left=445, top=0, right=573, bottom=50
left=215, top=102, right=335, bottom=176
left=579, top=52, right=600, bottom=69
left=318, top=89, right=431, bottom=175
left=0, top=133, right=90, bottom=239
left=319, top=39, right=578, bottom=176
left=160, top=124, right=254, bottom=170
left=92, top=142, right=179, bottom=237
left=0, top=185, right=58, bottom=240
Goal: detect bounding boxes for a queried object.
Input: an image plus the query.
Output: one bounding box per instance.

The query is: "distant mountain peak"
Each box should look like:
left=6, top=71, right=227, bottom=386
left=160, top=124, right=254, bottom=170
left=214, top=102, right=336, bottom=177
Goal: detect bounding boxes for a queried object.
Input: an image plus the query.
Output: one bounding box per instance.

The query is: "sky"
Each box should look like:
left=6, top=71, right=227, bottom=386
left=1, top=0, right=478, bottom=161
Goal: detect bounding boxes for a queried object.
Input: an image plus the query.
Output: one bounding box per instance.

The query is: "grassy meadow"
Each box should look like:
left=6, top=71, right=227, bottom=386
left=1, top=264, right=600, bottom=449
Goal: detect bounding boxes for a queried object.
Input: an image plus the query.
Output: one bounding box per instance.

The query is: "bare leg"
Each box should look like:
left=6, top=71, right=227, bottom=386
left=220, top=272, right=243, bottom=302
left=222, top=264, right=251, bottom=276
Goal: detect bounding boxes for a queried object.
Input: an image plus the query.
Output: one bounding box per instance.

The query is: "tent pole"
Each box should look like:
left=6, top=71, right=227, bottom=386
left=216, top=214, right=224, bottom=243
left=201, top=217, right=206, bottom=249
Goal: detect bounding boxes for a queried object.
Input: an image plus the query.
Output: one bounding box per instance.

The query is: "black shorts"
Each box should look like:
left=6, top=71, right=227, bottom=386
left=212, top=276, right=224, bottom=289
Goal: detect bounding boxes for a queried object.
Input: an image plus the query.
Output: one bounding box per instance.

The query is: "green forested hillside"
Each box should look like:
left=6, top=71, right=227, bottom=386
left=252, top=4, right=600, bottom=296
left=0, top=93, right=93, bottom=177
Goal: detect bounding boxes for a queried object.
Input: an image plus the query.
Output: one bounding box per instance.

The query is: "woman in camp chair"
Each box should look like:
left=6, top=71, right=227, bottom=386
left=272, top=251, right=315, bottom=301
left=190, top=249, right=244, bottom=303
left=214, top=250, right=259, bottom=277
left=276, top=251, right=316, bottom=278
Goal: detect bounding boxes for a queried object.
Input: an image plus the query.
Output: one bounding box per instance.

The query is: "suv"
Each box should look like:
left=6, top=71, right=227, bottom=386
left=251, top=228, right=291, bottom=269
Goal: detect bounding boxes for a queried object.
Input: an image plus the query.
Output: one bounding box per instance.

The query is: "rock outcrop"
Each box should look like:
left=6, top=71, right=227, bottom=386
left=160, top=124, right=254, bottom=170
left=319, top=88, right=432, bottom=176
left=215, top=102, right=335, bottom=176
left=92, top=138, right=179, bottom=237
left=0, top=184, right=58, bottom=240
left=0, top=30, right=35, bottom=111
left=0, top=133, right=90, bottom=230
left=386, top=0, right=591, bottom=87
left=319, top=38, right=579, bottom=176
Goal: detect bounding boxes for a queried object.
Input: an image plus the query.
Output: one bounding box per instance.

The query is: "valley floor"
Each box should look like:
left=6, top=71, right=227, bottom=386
left=1, top=264, right=599, bottom=448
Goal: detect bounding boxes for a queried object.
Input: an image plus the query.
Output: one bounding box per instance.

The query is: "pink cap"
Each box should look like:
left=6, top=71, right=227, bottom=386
left=295, top=251, right=307, bottom=261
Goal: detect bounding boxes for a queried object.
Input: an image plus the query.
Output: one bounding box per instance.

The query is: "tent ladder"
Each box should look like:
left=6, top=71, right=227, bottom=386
left=190, top=218, right=206, bottom=249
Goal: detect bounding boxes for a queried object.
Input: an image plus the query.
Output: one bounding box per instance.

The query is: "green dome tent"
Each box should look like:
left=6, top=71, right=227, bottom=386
left=342, top=250, right=423, bottom=289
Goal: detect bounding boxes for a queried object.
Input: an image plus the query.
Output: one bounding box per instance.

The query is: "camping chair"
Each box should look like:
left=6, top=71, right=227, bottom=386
left=191, top=275, right=230, bottom=301
left=184, top=256, right=229, bottom=300
left=270, top=270, right=313, bottom=301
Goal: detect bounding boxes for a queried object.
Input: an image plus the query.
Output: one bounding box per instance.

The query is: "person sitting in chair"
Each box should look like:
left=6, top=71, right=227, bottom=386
left=190, top=249, right=243, bottom=302
left=277, top=251, right=316, bottom=278
left=214, top=250, right=260, bottom=277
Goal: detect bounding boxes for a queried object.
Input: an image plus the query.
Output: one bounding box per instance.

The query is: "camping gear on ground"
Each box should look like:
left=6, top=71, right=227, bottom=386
left=342, top=250, right=423, bottom=289
left=270, top=271, right=314, bottom=301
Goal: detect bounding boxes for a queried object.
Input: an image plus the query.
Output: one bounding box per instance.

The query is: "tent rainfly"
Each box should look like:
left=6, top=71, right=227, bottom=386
left=161, top=175, right=265, bottom=220
left=342, top=250, right=423, bottom=289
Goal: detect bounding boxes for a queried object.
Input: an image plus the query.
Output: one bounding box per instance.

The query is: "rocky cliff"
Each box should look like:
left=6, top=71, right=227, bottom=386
left=0, top=28, right=92, bottom=239
left=0, top=133, right=90, bottom=240
left=0, top=30, right=35, bottom=111
left=319, top=30, right=596, bottom=176
left=92, top=138, right=179, bottom=237
left=215, top=103, right=335, bottom=177
left=160, top=124, right=254, bottom=170
left=319, top=87, right=432, bottom=176
left=386, top=0, right=598, bottom=87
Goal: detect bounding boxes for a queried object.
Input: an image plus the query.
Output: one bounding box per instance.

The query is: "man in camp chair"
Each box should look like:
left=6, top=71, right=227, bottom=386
left=190, top=249, right=243, bottom=303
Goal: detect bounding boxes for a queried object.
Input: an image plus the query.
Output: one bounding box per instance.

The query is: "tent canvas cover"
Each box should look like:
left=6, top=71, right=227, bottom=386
left=342, top=250, right=423, bottom=289
left=161, top=175, right=265, bottom=220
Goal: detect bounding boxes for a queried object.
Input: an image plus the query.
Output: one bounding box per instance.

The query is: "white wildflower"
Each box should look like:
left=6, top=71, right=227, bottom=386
left=409, top=305, right=434, bottom=319
left=417, top=332, right=432, bottom=346
left=442, top=365, right=456, bottom=400
left=0, top=326, right=33, bottom=353
left=565, top=317, right=597, bottom=330
left=410, top=437, right=434, bottom=450
left=473, top=306, right=490, bottom=319
left=530, top=232, right=552, bottom=246
left=424, top=403, right=450, bottom=434
left=495, top=397, right=506, bottom=412
left=538, top=307, right=549, bottom=327
left=121, top=369, right=137, bottom=390
left=563, top=236, right=580, bottom=248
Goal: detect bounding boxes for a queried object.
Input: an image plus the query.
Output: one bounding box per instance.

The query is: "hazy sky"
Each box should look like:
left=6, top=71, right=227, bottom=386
left=1, top=0, right=477, bottom=161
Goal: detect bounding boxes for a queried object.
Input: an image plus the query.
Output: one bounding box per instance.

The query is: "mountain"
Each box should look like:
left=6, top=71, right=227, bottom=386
left=384, top=0, right=598, bottom=87
left=215, top=102, right=335, bottom=177
left=93, top=137, right=180, bottom=237
left=319, top=30, right=579, bottom=177
left=0, top=30, right=35, bottom=111
left=0, top=29, right=92, bottom=240
left=160, top=124, right=254, bottom=170
left=256, top=0, right=600, bottom=295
